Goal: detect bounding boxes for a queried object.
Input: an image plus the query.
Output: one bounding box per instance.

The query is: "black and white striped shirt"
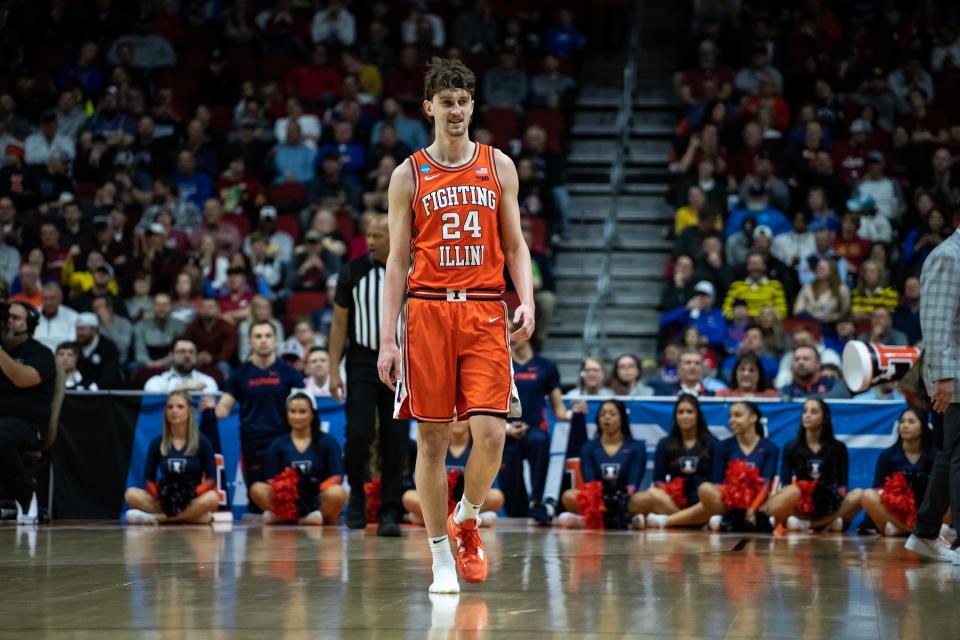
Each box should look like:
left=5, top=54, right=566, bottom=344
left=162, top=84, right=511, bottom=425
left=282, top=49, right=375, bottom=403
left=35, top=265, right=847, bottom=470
left=334, top=254, right=385, bottom=362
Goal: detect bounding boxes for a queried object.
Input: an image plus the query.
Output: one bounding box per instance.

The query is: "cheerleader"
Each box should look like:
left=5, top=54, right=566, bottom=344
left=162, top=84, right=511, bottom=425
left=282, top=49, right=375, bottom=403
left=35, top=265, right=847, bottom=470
left=765, top=399, right=863, bottom=531
left=558, top=400, right=646, bottom=529
left=697, top=401, right=780, bottom=531
left=862, top=408, right=936, bottom=536
left=250, top=389, right=348, bottom=525
left=634, top=394, right=718, bottom=529
left=124, top=391, right=220, bottom=524
left=402, top=421, right=505, bottom=527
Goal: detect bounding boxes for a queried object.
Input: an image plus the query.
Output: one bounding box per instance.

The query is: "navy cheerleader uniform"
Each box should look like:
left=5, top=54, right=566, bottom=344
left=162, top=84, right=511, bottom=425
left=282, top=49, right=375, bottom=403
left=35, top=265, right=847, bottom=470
left=653, top=435, right=719, bottom=505
left=873, top=443, right=934, bottom=508
left=263, top=431, right=343, bottom=483
left=712, top=436, right=780, bottom=485
left=781, top=439, right=848, bottom=519
left=144, top=434, right=217, bottom=487
left=579, top=437, right=647, bottom=491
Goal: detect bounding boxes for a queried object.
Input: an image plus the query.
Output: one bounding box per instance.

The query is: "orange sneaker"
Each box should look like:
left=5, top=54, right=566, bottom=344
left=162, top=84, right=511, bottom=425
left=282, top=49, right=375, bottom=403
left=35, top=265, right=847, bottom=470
left=446, top=512, right=489, bottom=583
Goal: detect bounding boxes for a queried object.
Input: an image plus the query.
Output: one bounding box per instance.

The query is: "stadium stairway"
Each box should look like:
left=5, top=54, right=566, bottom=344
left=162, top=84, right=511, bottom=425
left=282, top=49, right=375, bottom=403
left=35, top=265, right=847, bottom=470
left=544, top=43, right=682, bottom=382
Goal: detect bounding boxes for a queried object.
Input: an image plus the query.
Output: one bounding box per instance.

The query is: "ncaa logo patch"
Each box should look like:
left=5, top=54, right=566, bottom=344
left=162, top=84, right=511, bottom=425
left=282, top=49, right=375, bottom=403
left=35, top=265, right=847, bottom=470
left=420, top=163, right=431, bottom=173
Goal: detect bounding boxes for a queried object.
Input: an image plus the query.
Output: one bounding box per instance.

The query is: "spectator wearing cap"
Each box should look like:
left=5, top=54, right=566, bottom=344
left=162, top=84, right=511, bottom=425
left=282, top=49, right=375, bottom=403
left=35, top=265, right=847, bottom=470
left=173, top=150, right=213, bottom=210
left=70, top=260, right=128, bottom=318
left=773, top=211, right=817, bottom=269
left=853, top=150, right=905, bottom=223
left=141, top=221, right=187, bottom=294
left=746, top=224, right=798, bottom=300
left=278, top=338, right=306, bottom=372
left=216, top=157, right=264, bottom=217
left=847, top=193, right=892, bottom=244
left=197, top=48, right=241, bottom=107
left=25, top=110, right=75, bottom=166
left=659, top=280, right=726, bottom=349
left=313, top=150, right=361, bottom=212
left=725, top=181, right=790, bottom=239
left=132, top=293, right=185, bottom=370
left=722, top=252, right=787, bottom=320
left=143, top=336, right=219, bottom=394
left=273, top=121, right=317, bottom=186
left=35, top=282, right=77, bottom=354
left=74, top=311, right=123, bottom=388
left=80, top=87, right=135, bottom=147
left=92, top=294, right=133, bottom=364
left=737, top=150, right=790, bottom=214
left=185, top=297, right=237, bottom=374
left=832, top=118, right=872, bottom=182
left=243, top=206, right=294, bottom=266
left=482, top=47, right=529, bottom=112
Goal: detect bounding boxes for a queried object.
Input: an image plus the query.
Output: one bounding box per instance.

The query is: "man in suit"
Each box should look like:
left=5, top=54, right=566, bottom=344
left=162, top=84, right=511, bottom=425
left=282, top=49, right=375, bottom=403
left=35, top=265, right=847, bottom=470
left=905, top=224, right=960, bottom=562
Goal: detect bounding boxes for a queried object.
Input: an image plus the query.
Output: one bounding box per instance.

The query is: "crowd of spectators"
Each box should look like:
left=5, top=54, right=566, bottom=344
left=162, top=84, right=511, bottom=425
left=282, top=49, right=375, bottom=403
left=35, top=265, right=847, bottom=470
left=643, top=1, right=960, bottom=402
left=0, top=0, right=585, bottom=391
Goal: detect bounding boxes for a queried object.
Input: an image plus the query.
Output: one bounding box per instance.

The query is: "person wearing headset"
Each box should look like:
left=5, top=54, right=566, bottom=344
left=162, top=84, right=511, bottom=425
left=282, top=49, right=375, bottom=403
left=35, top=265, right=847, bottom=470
left=0, top=301, right=57, bottom=522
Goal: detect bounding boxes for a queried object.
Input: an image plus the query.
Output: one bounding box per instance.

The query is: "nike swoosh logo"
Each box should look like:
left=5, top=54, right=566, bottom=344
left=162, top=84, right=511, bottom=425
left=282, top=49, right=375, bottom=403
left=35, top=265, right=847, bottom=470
left=488, top=316, right=500, bottom=323
left=424, top=174, right=440, bottom=181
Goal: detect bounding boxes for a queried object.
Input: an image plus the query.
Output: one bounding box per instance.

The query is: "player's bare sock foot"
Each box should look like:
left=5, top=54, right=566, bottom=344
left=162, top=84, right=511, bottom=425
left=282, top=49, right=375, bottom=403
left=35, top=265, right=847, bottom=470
left=428, top=535, right=460, bottom=593
left=447, top=512, right=488, bottom=583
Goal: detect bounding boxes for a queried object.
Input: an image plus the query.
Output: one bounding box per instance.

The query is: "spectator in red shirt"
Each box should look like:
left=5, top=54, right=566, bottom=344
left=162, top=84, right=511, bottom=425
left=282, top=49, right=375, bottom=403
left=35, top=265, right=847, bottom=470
left=739, top=75, right=790, bottom=133
left=678, top=40, right=734, bottom=107
left=285, top=43, right=342, bottom=107
left=39, top=222, right=70, bottom=283
left=832, top=119, right=872, bottom=183
left=186, top=296, right=238, bottom=374
left=832, top=212, right=871, bottom=276
left=899, top=88, right=949, bottom=146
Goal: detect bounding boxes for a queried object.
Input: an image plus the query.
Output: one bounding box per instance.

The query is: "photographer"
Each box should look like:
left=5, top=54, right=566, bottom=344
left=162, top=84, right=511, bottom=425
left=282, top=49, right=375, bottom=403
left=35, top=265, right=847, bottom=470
left=0, top=302, right=57, bottom=516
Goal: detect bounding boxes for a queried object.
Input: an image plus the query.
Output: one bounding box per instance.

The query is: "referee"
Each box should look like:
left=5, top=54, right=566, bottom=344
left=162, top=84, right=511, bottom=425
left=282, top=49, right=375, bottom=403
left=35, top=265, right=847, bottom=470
left=329, top=214, right=406, bottom=536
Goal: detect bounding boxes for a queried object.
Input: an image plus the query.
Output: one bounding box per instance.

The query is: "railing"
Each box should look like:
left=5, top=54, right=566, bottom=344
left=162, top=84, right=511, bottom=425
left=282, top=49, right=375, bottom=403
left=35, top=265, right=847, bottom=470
left=582, top=0, right=642, bottom=358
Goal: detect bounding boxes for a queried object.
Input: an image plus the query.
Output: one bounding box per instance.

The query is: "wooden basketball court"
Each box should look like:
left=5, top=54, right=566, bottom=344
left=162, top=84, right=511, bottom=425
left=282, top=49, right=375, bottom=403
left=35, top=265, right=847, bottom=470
left=2, top=521, right=958, bottom=638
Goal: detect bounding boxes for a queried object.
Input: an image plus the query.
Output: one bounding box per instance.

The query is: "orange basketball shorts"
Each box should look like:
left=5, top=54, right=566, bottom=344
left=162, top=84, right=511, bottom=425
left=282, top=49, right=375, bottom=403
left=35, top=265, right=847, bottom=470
left=394, top=296, right=521, bottom=423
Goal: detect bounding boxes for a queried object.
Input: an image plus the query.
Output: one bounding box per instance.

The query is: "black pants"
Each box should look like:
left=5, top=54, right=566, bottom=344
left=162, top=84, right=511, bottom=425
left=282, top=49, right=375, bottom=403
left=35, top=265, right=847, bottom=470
left=499, top=427, right=551, bottom=517
left=344, top=362, right=408, bottom=519
left=0, top=416, right=42, bottom=509
left=914, top=404, right=960, bottom=539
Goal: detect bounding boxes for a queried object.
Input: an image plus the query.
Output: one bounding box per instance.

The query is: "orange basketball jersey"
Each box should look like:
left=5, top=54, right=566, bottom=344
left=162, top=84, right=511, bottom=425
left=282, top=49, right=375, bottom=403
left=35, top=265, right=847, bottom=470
left=407, top=143, right=505, bottom=293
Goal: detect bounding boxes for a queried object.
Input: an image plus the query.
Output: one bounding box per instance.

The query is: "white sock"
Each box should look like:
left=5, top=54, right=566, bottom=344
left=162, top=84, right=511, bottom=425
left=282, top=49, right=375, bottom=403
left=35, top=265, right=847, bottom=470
left=428, top=535, right=459, bottom=593
left=454, top=497, right=482, bottom=524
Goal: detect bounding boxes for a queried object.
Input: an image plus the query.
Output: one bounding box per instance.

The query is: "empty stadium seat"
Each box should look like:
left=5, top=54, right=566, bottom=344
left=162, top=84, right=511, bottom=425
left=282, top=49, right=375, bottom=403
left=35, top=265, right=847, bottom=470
left=484, top=107, right=521, bottom=150
left=287, top=291, right=327, bottom=319
left=274, top=215, right=301, bottom=242
left=267, top=183, right=308, bottom=212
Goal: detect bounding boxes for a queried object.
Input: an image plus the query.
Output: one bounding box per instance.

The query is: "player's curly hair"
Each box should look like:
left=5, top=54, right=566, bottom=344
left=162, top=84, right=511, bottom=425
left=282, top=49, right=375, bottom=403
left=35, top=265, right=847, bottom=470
left=424, top=57, right=476, bottom=100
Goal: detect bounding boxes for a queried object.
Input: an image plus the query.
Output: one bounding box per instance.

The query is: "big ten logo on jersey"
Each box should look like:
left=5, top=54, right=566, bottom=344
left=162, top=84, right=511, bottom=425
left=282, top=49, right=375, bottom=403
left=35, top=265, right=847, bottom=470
left=419, top=185, right=498, bottom=268
left=808, top=459, right=822, bottom=480
left=601, top=463, right=621, bottom=481
left=167, top=458, right=187, bottom=474
left=293, top=460, right=312, bottom=474
left=679, top=456, right=699, bottom=475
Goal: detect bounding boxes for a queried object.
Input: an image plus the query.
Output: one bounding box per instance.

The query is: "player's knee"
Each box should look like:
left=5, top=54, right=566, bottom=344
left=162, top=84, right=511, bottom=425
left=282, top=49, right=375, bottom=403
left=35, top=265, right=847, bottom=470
left=472, top=426, right=505, bottom=456
left=418, top=431, right=449, bottom=463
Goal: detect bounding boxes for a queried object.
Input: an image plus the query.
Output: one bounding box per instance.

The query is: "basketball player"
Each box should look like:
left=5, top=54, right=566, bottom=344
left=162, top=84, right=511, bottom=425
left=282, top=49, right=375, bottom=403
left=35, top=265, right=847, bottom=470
left=378, top=58, right=534, bottom=594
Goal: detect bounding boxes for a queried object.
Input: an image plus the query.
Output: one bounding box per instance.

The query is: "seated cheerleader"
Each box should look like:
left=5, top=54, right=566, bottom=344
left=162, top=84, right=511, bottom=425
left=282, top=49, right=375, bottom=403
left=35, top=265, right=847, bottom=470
left=697, top=401, right=780, bottom=531
left=557, top=399, right=646, bottom=529
left=250, top=389, right=348, bottom=525
left=764, top=398, right=863, bottom=532
left=633, top=394, right=718, bottom=529
left=402, top=420, right=504, bottom=527
left=862, top=407, right=937, bottom=536
left=124, top=391, right=220, bottom=524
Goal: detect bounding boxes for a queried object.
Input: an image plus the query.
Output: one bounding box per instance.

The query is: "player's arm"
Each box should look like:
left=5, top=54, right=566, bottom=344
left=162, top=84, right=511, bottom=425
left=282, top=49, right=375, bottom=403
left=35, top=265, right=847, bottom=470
left=495, top=149, right=535, bottom=340
left=549, top=388, right=573, bottom=422
left=327, top=304, right=349, bottom=401
left=377, top=160, right=414, bottom=390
